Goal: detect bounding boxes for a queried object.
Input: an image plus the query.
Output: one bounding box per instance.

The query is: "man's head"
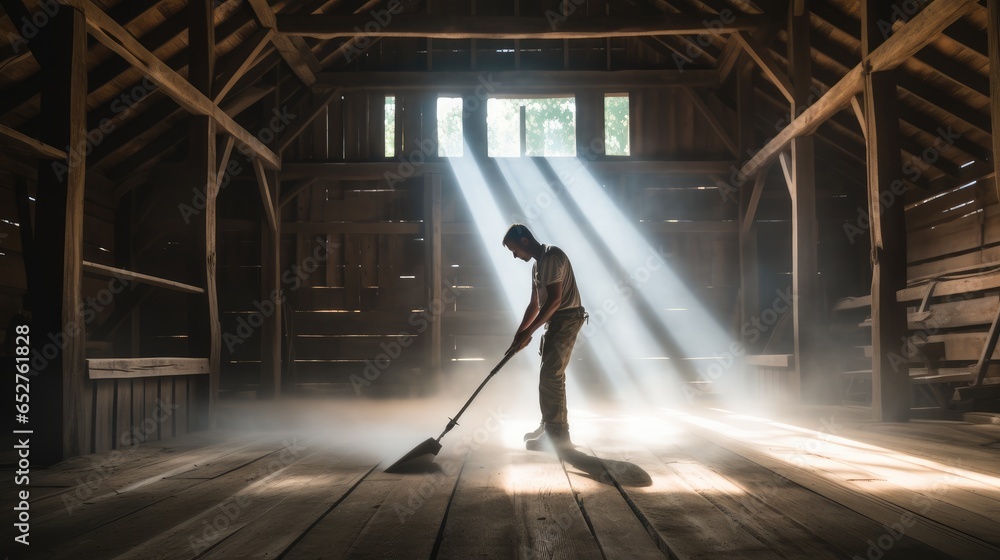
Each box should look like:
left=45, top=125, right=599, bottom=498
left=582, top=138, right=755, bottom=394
left=502, top=223, right=541, bottom=262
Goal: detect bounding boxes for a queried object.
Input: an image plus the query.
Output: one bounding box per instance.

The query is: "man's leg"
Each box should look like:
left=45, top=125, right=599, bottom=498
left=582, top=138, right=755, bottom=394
left=534, top=315, right=584, bottom=450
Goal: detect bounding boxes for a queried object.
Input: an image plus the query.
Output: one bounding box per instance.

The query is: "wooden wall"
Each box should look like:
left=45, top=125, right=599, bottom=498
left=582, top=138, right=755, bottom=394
left=272, top=84, right=745, bottom=394
left=0, top=169, right=211, bottom=455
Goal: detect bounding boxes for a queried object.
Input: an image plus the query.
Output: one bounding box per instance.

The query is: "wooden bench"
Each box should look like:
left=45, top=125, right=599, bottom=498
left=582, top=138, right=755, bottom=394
left=831, top=266, right=1000, bottom=413
left=745, top=354, right=794, bottom=401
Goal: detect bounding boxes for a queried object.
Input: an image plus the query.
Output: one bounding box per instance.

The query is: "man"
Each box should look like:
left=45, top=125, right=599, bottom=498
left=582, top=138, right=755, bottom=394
left=503, top=224, right=587, bottom=454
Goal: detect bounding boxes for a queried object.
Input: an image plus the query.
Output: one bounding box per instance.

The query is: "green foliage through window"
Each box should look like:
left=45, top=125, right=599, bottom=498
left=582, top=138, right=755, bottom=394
left=437, top=97, right=464, bottom=157
left=487, top=97, right=576, bottom=157
left=385, top=96, right=395, bottom=157
left=604, top=94, right=630, bottom=156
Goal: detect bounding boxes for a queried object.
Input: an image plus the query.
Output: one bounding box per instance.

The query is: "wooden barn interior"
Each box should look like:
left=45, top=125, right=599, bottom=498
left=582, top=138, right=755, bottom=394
left=2, top=0, right=1000, bottom=558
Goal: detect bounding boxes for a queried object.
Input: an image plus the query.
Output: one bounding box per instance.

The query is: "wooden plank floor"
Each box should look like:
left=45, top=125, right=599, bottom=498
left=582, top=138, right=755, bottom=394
left=4, top=404, right=999, bottom=559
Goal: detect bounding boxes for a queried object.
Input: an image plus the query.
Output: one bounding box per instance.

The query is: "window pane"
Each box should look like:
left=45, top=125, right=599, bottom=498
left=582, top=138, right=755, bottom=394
left=437, top=97, right=464, bottom=157
left=385, top=96, right=395, bottom=157
left=604, top=94, right=630, bottom=156
left=525, top=97, right=576, bottom=157
left=487, top=97, right=576, bottom=157
left=487, top=98, right=521, bottom=157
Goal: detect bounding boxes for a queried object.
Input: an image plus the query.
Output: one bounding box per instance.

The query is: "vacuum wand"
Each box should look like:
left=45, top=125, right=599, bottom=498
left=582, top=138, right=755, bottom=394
left=436, top=348, right=519, bottom=441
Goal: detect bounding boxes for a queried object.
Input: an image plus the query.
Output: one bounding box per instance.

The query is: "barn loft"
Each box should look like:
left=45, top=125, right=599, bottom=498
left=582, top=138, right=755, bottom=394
left=2, top=0, right=1000, bottom=558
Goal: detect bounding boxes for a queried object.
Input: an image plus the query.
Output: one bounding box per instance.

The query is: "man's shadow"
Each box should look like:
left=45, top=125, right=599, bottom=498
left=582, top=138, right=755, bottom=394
left=559, top=447, right=652, bottom=487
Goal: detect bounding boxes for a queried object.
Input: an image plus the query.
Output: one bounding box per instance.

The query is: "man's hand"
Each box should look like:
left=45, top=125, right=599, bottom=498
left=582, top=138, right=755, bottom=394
left=508, top=330, right=533, bottom=354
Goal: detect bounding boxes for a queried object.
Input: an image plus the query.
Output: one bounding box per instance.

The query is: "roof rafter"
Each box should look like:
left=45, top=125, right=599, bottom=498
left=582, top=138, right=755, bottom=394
left=277, top=13, right=767, bottom=39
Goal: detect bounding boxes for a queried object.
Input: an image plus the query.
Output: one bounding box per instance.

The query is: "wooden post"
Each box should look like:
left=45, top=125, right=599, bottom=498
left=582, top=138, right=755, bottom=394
left=990, top=0, right=999, bottom=203
left=425, top=173, right=443, bottom=381
left=737, top=64, right=759, bottom=343
left=463, top=89, right=488, bottom=159
left=863, top=0, right=909, bottom=422
left=257, top=163, right=282, bottom=397
left=29, top=7, right=89, bottom=462
left=788, top=0, right=819, bottom=401
left=187, top=0, right=220, bottom=426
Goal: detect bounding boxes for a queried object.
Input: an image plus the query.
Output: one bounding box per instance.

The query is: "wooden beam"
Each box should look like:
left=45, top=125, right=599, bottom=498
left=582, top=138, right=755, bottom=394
left=741, top=166, right=767, bottom=236
left=315, top=69, right=720, bottom=90
left=864, top=0, right=909, bottom=423
left=425, top=173, right=442, bottom=376
left=991, top=0, right=1000, bottom=202
left=716, top=36, right=742, bottom=82
left=213, top=28, right=273, bottom=103
left=216, top=135, right=235, bottom=187
left=682, top=87, right=738, bottom=157
left=737, top=63, right=760, bottom=333
left=278, top=177, right=319, bottom=207
left=246, top=0, right=318, bottom=86
left=87, top=358, right=210, bottom=379
left=788, top=0, right=818, bottom=402
left=850, top=94, right=867, bottom=141
left=82, top=261, right=205, bottom=294
left=63, top=0, right=281, bottom=169
left=277, top=89, right=339, bottom=153
left=278, top=13, right=766, bottom=39
left=778, top=150, right=793, bottom=196
left=102, top=86, right=274, bottom=183
left=738, top=0, right=979, bottom=179
left=734, top=30, right=794, bottom=102
left=187, top=0, right=220, bottom=428
left=30, top=7, right=88, bottom=463
left=0, top=123, right=67, bottom=160
left=253, top=157, right=278, bottom=234
left=259, top=164, right=281, bottom=398
left=280, top=159, right=734, bottom=180
left=284, top=221, right=423, bottom=235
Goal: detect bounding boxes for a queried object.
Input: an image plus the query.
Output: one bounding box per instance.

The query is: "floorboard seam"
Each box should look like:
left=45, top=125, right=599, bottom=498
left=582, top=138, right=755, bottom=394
left=559, top=455, right=608, bottom=560
left=273, top=462, right=381, bottom=560
left=429, top=456, right=468, bottom=560
left=587, top=445, right=677, bottom=560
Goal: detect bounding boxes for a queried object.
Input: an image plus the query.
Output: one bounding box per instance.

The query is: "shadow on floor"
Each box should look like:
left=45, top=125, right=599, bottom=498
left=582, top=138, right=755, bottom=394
left=560, top=448, right=653, bottom=487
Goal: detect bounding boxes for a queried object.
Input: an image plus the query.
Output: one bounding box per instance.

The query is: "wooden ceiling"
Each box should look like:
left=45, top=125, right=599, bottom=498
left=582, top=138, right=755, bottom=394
left=0, top=0, right=992, bottom=201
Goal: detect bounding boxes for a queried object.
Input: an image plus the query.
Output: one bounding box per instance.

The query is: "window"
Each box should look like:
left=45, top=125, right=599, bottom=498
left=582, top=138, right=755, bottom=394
left=604, top=94, right=630, bottom=156
left=487, top=96, right=576, bottom=157
left=384, top=96, right=396, bottom=157
left=437, top=96, right=464, bottom=157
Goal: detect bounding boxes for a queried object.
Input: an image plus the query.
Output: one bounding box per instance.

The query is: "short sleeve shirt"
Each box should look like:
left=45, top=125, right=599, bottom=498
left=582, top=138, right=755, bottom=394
left=532, top=244, right=582, bottom=311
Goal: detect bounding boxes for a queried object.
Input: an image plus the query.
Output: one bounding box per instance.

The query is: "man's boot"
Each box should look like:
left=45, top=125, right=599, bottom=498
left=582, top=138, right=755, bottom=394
left=525, top=422, right=574, bottom=452
left=546, top=423, right=575, bottom=454
left=523, top=421, right=545, bottom=442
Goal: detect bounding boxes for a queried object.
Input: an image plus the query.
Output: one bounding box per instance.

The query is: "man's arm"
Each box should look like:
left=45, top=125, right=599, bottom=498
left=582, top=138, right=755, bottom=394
left=510, top=280, right=563, bottom=352
left=516, top=283, right=539, bottom=334
left=508, top=283, right=539, bottom=353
